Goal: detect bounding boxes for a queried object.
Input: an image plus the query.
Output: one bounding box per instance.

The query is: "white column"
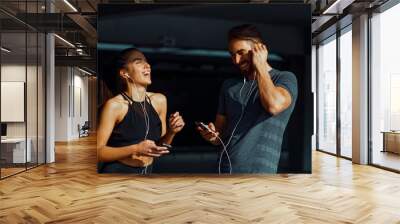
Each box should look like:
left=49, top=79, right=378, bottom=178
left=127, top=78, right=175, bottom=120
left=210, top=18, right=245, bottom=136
left=352, top=14, right=369, bottom=164
left=46, top=1, right=55, bottom=163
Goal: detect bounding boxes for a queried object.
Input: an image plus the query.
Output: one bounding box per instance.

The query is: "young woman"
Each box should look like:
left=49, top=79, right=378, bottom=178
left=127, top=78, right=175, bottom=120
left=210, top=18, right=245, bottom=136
left=97, top=48, right=185, bottom=173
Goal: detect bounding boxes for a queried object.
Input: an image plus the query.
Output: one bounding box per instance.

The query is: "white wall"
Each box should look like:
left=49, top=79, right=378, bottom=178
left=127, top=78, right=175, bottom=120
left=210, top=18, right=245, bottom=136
left=1, top=65, right=37, bottom=138
left=1, top=63, right=45, bottom=164
left=1, top=65, right=25, bottom=132
left=55, top=67, right=89, bottom=141
left=55, top=66, right=69, bottom=141
left=72, top=72, right=89, bottom=138
left=1, top=65, right=26, bottom=140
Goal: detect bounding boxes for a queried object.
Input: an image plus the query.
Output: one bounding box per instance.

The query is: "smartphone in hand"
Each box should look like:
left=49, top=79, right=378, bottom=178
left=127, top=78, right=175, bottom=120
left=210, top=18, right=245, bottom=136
left=195, top=121, right=212, bottom=132
left=161, top=143, right=172, bottom=149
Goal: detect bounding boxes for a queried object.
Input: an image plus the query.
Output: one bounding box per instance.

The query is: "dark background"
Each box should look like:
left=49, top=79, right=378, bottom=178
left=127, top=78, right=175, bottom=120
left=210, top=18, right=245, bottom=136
left=98, top=4, right=312, bottom=173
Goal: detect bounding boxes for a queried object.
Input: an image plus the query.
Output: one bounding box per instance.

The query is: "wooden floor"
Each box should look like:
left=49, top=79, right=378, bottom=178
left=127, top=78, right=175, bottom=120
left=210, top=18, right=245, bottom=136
left=1, top=164, right=45, bottom=178
left=1, top=167, right=26, bottom=178
left=1, top=136, right=400, bottom=223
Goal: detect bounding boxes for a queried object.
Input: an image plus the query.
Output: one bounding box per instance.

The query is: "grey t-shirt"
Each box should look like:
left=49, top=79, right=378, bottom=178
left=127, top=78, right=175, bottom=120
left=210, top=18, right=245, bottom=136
left=217, top=68, right=298, bottom=173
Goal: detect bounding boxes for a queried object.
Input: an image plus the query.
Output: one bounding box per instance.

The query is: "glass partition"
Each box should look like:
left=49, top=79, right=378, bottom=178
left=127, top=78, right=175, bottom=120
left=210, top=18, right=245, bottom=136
left=317, top=35, right=337, bottom=155
left=370, top=3, right=400, bottom=171
left=0, top=1, right=46, bottom=179
left=339, top=28, right=352, bottom=158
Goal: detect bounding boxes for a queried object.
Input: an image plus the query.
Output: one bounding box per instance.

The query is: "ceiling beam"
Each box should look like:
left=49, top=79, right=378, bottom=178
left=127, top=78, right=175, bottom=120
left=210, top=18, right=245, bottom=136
left=55, top=55, right=96, bottom=70
left=52, top=0, right=97, bottom=47
left=66, top=13, right=97, bottom=46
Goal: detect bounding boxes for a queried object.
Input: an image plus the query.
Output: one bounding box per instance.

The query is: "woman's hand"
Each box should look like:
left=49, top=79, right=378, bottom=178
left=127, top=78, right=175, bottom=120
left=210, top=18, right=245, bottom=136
left=168, top=112, right=185, bottom=134
left=134, top=140, right=169, bottom=157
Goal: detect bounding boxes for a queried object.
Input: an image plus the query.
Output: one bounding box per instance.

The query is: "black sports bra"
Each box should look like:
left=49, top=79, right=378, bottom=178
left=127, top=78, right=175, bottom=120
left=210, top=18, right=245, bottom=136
left=106, top=92, right=162, bottom=147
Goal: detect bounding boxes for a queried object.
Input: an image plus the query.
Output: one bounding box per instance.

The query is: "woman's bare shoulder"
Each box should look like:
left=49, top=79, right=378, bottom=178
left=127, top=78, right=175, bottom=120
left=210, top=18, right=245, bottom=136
left=103, top=94, right=129, bottom=113
left=148, top=92, right=166, bottom=104
left=147, top=92, right=167, bottom=114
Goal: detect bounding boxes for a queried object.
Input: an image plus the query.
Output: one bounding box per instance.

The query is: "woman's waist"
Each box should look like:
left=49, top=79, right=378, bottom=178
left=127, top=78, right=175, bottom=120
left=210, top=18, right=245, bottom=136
left=106, top=137, right=159, bottom=147
left=118, top=155, right=153, bottom=167
left=107, top=132, right=161, bottom=147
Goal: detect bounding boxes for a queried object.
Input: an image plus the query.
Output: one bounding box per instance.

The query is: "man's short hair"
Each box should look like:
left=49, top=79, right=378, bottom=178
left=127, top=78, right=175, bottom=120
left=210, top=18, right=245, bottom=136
left=228, top=24, right=263, bottom=43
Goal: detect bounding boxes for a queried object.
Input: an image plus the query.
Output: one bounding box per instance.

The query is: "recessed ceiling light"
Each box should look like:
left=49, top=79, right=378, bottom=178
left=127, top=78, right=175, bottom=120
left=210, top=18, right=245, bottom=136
left=63, top=0, right=78, bottom=12
left=54, top=34, right=75, bottom=48
left=1, top=47, right=11, bottom=53
left=77, top=67, right=92, bottom=76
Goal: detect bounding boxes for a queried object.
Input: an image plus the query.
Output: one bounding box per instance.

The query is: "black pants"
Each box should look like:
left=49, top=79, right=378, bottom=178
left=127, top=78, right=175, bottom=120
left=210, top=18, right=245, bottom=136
left=98, top=161, right=152, bottom=174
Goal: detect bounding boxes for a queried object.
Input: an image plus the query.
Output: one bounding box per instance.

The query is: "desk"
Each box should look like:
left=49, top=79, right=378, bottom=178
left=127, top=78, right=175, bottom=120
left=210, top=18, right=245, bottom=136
left=381, top=131, right=400, bottom=154
left=1, top=138, right=31, bottom=163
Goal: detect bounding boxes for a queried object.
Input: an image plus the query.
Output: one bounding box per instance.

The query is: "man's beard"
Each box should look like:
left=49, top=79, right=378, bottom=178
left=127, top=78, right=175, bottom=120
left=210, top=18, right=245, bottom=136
left=239, top=62, right=254, bottom=76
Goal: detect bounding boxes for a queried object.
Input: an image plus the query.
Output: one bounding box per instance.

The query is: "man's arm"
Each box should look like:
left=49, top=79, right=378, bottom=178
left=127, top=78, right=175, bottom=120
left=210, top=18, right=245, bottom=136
left=214, top=114, right=226, bottom=134
left=256, top=70, right=292, bottom=116
left=251, top=43, right=292, bottom=116
left=197, top=77, right=229, bottom=145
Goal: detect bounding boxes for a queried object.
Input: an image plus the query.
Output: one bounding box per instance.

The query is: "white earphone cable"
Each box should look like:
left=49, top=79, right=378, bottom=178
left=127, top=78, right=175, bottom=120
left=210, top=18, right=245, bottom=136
left=132, top=82, right=150, bottom=175
left=216, top=78, right=257, bottom=174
